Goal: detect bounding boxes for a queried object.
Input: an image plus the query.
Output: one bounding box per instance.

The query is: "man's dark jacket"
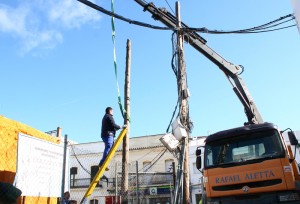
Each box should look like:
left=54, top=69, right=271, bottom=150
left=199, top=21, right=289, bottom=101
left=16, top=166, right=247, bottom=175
left=101, top=113, right=121, bottom=137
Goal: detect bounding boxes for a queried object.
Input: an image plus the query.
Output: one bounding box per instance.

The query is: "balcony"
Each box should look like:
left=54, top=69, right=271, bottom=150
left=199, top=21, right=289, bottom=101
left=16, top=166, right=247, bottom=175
left=70, top=172, right=173, bottom=189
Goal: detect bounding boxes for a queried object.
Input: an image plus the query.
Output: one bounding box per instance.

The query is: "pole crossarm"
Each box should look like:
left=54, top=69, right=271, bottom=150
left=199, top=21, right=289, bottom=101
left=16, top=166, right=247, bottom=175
left=80, top=128, right=128, bottom=204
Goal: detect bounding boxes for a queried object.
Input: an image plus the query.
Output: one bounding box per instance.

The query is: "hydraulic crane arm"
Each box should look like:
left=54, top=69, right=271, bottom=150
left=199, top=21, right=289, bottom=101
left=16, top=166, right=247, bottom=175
left=134, top=0, right=263, bottom=124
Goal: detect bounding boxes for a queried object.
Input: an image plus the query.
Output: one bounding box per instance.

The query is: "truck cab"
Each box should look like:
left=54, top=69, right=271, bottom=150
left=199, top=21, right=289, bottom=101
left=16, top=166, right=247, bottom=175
left=197, top=123, right=300, bottom=204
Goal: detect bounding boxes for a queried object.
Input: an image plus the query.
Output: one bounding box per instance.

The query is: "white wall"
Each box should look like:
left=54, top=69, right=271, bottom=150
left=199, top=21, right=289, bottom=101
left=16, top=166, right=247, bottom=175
left=69, top=134, right=178, bottom=203
left=189, top=136, right=206, bottom=204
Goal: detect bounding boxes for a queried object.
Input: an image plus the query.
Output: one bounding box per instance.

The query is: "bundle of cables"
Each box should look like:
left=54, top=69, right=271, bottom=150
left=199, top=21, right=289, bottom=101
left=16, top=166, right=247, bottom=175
left=78, top=0, right=296, bottom=34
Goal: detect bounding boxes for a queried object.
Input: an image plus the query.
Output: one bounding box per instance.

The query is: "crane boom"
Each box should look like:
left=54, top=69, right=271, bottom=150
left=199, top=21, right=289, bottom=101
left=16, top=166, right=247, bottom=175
left=134, top=0, right=263, bottom=124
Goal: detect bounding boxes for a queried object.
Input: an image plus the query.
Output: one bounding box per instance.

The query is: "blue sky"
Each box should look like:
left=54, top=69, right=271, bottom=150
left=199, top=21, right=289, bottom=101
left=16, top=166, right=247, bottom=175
left=1, top=0, right=299, bottom=143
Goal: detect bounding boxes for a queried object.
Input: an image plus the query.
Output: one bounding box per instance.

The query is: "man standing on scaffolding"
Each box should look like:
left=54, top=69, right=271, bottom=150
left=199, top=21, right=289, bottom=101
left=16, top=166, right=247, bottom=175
left=98, top=107, right=122, bottom=171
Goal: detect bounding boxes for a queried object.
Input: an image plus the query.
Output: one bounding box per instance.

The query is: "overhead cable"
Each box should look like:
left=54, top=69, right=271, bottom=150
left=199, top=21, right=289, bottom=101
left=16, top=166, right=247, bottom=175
left=78, top=0, right=172, bottom=30
left=78, top=0, right=296, bottom=34
left=164, top=0, right=176, bottom=15
left=186, top=14, right=296, bottom=34
left=69, top=142, right=91, bottom=175
left=138, top=147, right=167, bottom=172
left=142, top=148, right=168, bottom=172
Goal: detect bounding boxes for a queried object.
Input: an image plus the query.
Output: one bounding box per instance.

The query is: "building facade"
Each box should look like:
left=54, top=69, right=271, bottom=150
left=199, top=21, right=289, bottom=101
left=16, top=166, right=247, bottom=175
left=188, top=137, right=206, bottom=204
left=68, top=133, right=208, bottom=204
left=69, top=134, right=179, bottom=204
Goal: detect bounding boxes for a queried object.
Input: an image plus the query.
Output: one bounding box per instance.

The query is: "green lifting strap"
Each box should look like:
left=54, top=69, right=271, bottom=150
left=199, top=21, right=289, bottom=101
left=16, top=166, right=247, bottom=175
left=111, top=0, right=130, bottom=122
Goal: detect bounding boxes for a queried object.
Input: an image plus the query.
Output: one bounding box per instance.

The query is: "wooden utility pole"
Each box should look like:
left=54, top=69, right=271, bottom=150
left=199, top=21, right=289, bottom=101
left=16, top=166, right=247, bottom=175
left=176, top=2, right=190, bottom=203
left=121, top=39, right=131, bottom=203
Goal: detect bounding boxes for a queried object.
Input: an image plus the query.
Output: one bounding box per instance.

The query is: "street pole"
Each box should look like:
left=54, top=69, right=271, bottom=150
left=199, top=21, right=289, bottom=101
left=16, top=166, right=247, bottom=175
left=172, top=161, right=176, bottom=189
left=115, top=162, right=118, bottom=204
left=136, top=161, right=140, bottom=204
left=122, top=39, right=131, bottom=203
left=176, top=2, right=190, bottom=203
left=174, top=140, right=186, bottom=204
left=60, top=134, right=68, bottom=204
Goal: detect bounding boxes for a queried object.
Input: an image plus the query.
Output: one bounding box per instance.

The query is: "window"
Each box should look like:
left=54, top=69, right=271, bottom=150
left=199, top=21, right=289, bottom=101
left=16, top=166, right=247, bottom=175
left=195, top=194, right=202, bottom=204
left=232, top=143, right=265, bottom=161
left=70, top=167, right=77, bottom=188
left=165, top=159, right=174, bottom=172
left=205, top=129, right=284, bottom=168
left=90, top=199, right=99, bottom=204
left=70, top=167, right=78, bottom=175
left=91, top=165, right=99, bottom=183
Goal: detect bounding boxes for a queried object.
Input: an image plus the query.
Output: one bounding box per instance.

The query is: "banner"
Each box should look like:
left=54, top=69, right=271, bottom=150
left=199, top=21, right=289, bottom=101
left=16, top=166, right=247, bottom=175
left=291, top=0, right=300, bottom=33
left=15, top=133, right=68, bottom=197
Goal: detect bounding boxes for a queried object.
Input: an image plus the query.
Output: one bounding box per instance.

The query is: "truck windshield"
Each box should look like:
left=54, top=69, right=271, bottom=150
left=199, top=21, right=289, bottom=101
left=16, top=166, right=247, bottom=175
left=204, top=130, right=284, bottom=168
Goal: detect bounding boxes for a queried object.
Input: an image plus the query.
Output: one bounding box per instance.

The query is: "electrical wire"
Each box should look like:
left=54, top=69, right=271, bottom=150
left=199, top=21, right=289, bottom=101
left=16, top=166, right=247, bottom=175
left=125, top=147, right=168, bottom=183
left=142, top=148, right=168, bottom=172
left=171, top=31, right=178, bottom=76
left=186, top=14, right=296, bottom=34
left=164, top=0, right=175, bottom=15
left=191, top=23, right=297, bottom=34
left=139, top=148, right=166, bottom=171
left=165, top=32, right=179, bottom=133
left=78, top=0, right=172, bottom=30
left=69, top=142, right=91, bottom=175
left=237, top=24, right=296, bottom=33
left=135, top=149, right=161, bottom=161
left=171, top=30, right=193, bottom=133
left=70, top=141, right=168, bottom=183
left=78, top=0, right=296, bottom=34
left=246, top=17, right=295, bottom=31
left=138, top=147, right=167, bottom=172
left=166, top=99, right=179, bottom=133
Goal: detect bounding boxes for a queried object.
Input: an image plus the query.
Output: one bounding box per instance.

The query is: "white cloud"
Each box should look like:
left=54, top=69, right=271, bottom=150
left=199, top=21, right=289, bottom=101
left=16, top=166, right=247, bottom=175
left=48, top=0, right=101, bottom=29
left=0, top=4, right=27, bottom=34
left=21, top=30, right=63, bottom=54
left=0, top=0, right=101, bottom=54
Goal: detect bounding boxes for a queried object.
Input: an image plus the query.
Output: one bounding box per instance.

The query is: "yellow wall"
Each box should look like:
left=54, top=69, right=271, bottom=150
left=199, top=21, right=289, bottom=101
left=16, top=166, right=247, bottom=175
left=0, top=115, right=61, bottom=204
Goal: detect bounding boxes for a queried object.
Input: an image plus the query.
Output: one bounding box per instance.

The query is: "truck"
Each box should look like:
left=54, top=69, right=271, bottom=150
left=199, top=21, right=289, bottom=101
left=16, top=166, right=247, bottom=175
left=197, top=123, right=300, bottom=204
left=132, top=1, right=300, bottom=203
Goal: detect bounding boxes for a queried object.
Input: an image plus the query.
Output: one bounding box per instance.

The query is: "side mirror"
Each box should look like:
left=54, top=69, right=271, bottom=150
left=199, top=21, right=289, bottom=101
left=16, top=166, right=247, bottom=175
left=196, top=157, right=202, bottom=170
left=196, top=148, right=201, bottom=156
left=196, top=148, right=202, bottom=170
left=288, top=131, right=298, bottom=146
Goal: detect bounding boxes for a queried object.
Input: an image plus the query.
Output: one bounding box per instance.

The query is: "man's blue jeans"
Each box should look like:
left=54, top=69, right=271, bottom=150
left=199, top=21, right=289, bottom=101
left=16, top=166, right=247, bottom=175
left=99, top=136, right=114, bottom=166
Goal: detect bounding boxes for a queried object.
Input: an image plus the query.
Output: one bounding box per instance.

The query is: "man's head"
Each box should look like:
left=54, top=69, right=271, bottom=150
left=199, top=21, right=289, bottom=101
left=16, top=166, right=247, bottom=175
left=64, top=191, right=70, bottom=200
left=105, top=107, right=113, bottom=115
left=0, top=182, right=22, bottom=204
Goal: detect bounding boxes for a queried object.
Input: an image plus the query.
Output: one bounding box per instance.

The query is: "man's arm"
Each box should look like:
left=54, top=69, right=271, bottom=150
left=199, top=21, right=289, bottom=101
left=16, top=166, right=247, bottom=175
left=108, top=115, right=121, bottom=130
